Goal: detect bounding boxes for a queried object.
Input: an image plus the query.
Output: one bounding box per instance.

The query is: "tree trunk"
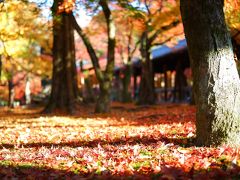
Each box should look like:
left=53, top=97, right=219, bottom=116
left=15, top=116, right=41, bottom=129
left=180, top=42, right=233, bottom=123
left=71, top=0, right=115, bottom=113
left=95, top=81, right=111, bottom=113
left=97, top=0, right=115, bottom=113
left=44, top=0, right=78, bottom=114
left=84, top=75, right=96, bottom=103
left=8, top=79, right=14, bottom=108
left=0, top=55, right=2, bottom=79
left=138, top=32, right=155, bottom=105
left=173, top=60, right=187, bottom=102
left=121, top=63, right=132, bottom=103
left=180, top=0, right=240, bottom=146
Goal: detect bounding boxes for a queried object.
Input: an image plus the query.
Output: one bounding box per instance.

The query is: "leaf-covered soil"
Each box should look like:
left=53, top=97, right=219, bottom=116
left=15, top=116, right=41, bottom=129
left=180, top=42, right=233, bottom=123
left=0, top=103, right=240, bottom=179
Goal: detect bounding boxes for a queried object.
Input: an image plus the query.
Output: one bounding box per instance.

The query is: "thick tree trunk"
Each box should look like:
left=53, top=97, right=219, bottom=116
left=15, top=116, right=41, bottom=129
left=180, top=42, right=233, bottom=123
left=95, top=81, right=111, bottom=113
left=181, top=0, right=240, bottom=146
left=138, top=32, right=155, bottom=105
left=121, top=63, right=132, bottom=103
left=44, top=1, right=78, bottom=114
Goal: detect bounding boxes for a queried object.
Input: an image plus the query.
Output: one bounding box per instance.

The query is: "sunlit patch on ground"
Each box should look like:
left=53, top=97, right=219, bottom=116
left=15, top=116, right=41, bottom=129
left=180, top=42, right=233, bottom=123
left=0, top=103, right=240, bottom=179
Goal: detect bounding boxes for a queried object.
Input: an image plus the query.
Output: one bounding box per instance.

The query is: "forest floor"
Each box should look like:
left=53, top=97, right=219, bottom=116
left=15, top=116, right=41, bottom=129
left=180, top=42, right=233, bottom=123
left=0, top=102, right=240, bottom=179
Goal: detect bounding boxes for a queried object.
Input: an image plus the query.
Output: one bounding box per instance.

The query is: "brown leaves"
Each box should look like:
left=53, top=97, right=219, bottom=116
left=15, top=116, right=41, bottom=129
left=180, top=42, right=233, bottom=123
left=0, top=104, right=239, bottom=178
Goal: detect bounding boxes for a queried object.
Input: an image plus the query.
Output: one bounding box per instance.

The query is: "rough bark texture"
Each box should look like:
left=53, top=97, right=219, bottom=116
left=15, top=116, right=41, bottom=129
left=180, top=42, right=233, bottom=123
left=44, top=0, right=78, bottom=114
left=180, top=0, right=240, bottom=146
left=138, top=32, right=155, bottom=105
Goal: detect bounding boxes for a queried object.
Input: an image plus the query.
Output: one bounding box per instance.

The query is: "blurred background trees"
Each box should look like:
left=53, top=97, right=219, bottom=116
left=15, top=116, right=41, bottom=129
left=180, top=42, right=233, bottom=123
left=0, top=0, right=239, bottom=115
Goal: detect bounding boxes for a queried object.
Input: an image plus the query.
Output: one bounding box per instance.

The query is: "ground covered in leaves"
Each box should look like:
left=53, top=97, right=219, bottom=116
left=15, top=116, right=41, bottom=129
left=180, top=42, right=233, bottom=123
left=0, top=103, right=240, bottom=179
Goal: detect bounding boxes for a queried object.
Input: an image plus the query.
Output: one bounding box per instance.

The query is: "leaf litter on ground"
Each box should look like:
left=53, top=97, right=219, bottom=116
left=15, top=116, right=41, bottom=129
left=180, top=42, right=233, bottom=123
left=0, top=103, right=240, bottom=179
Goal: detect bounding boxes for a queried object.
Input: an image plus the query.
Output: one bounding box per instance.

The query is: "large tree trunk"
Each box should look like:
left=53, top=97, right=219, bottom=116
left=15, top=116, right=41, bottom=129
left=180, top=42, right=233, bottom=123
left=138, top=32, right=155, bottom=105
left=180, top=0, right=240, bottom=146
left=44, top=0, right=78, bottom=114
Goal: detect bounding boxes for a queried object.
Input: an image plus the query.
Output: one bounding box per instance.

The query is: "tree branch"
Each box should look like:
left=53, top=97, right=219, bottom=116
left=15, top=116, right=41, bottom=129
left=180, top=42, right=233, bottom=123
left=99, top=0, right=116, bottom=77
left=152, top=32, right=184, bottom=46
left=70, top=14, right=104, bottom=82
left=149, top=19, right=180, bottom=44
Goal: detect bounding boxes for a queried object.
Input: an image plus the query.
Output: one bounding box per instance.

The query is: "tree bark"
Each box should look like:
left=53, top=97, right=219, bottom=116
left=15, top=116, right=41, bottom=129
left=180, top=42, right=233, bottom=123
left=180, top=0, right=240, bottom=146
left=95, top=0, right=115, bottom=113
left=44, top=0, right=78, bottom=114
left=138, top=31, right=155, bottom=105
left=72, top=0, right=115, bottom=113
left=95, top=81, right=111, bottom=113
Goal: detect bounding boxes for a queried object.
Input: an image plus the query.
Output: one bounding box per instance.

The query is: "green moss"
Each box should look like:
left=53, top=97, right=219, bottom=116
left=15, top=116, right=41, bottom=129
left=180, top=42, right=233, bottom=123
left=18, top=163, right=34, bottom=169
left=140, top=150, right=152, bottom=156
left=0, top=160, right=11, bottom=167
left=131, top=161, right=150, bottom=170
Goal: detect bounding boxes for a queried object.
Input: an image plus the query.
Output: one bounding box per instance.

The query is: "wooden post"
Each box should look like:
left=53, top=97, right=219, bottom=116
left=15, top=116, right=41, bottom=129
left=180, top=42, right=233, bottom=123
left=163, top=65, right=168, bottom=101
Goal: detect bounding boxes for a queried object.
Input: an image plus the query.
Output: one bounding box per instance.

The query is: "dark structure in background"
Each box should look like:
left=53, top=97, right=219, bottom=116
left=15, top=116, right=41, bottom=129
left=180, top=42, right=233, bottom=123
left=80, top=39, right=191, bottom=104
left=132, top=39, right=191, bottom=103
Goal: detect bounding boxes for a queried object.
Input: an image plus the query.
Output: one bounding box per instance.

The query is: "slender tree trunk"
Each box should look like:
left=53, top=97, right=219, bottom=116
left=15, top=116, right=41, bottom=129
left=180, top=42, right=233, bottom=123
left=138, top=32, right=155, bottom=105
left=163, top=65, right=168, bottom=101
left=181, top=0, right=240, bottom=146
left=44, top=0, right=78, bottom=114
left=96, top=0, right=115, bottom=113
left=121, top=63, right=132, bottom=103
left=0, top=55, right=2, bottom=79
left=8, top=79, right=14, bottom=108
left=72, top=0, right=115, bottom=113
left=173, top=60, right=187, bottom=102
left=84, top=75, right=95, bottom=103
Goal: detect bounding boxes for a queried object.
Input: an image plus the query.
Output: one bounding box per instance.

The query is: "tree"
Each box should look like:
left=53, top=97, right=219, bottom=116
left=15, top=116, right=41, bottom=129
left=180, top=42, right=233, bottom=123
left=180, top=0, right=240, bottom=146
left=0, top=0, right=51, bottom=107
left=114, top=11, right=141, bottom=103
left=77, top=8, right=140, bottom=103
left=44, top=0, right=79, bottom=113
left=72, top=0, right=115, bottom=113
left=128, top=0, right=181, bottom=105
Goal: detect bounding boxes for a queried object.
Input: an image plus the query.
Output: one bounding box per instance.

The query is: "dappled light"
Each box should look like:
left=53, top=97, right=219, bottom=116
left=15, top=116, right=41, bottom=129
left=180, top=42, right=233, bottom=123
left=0, top=104, right=240, bottom=178
left=1, top=0, right=240, bottom=178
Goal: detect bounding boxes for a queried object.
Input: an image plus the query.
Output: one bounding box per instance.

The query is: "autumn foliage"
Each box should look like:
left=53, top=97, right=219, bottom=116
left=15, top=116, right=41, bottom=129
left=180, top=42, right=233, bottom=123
left=0, top=104, right=240, bottom=178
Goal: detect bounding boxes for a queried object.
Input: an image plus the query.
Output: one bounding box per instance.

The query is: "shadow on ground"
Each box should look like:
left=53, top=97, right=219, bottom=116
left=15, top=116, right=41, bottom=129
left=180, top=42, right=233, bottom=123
left=1, top=162, right=240, bottom=179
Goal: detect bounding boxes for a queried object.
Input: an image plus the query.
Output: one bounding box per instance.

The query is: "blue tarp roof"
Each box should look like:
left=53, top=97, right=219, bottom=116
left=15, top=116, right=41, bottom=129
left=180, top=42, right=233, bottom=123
left=151, top=39, right=187, bottom=59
